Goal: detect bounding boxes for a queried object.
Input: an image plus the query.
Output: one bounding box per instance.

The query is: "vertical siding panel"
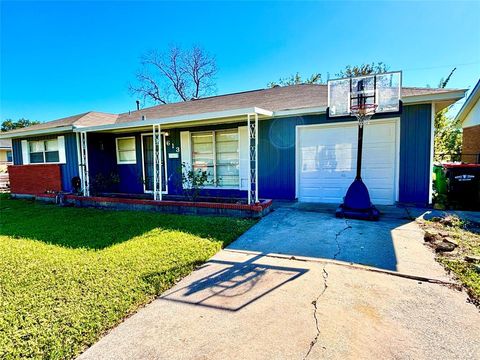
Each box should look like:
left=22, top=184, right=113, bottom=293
left=12, top=139, right=23, bottom=165
left=60, top=133, right=80, bottom=192
left=399, top=104, right=431, bottom=206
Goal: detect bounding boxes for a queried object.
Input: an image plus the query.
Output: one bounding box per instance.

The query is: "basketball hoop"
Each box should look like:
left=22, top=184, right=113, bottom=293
left=350, top=103, right=378, bottom=127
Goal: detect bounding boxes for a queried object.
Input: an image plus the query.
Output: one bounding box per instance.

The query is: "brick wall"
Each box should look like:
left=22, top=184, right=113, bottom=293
left=462, top=125, right=480, bottom=163
left=8, top=164, right=62, bottom=194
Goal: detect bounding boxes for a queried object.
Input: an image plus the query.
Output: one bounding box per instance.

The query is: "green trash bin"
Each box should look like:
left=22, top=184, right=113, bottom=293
left=433, top=164, right=448, bottom=195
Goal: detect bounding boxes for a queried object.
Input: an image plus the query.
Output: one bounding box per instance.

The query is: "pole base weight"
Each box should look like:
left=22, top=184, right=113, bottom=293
left=335, top=204, right=380, bottom=221
left=335, top=178, right=380, bottom=221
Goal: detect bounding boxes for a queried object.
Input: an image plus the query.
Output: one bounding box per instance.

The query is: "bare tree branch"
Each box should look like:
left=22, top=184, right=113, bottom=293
left=130, top=45, right=217, bottom=106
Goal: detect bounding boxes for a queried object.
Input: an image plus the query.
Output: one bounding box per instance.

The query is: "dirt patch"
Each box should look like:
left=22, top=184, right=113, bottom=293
left=419, top=214, right=480, bottom=307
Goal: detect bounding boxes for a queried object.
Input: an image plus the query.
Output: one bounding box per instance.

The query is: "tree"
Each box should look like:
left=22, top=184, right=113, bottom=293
left=1, top=118, right=40, bottom=132
left=268, top=62, right=389, bottom=87
left=130, top=45, right=217, bottom=106
left=335, top=62, right=389, bottom=78
left=434, top=69, right=462, bottom=162
left=268, top=72, right=323, bottom=88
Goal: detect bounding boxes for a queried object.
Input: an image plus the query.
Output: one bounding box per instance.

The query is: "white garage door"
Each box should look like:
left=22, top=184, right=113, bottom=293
left=297, top=120, right=397, bottom=205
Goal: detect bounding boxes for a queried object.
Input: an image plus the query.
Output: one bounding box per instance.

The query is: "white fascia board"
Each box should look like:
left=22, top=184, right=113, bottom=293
left=273, top=106, right=327, bottom=117
left=403, top=90, right=467, bottom=106
left=454, top=80, right=480, bottom=123
left=0, top=126, right=74, bottom=139
left=75, top=107, right=273, bottom=133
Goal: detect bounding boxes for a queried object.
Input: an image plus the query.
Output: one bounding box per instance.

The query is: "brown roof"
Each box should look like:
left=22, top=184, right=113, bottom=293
left=116, top=84, right=462, bottom=124
left=1, top=84, right=464, bottom=136
left=3, top=112, right=118, bottom=135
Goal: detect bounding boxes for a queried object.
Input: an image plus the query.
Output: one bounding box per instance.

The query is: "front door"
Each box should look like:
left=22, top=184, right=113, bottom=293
left=142, top=134, right=167, bottom=193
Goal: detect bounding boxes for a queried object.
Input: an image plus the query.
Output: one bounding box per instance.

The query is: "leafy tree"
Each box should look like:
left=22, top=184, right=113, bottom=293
left=268, top=62, right=389, bottom=87
left=434, top=109, right=462, bottom=162
left=268, top=72, right=323, bottom=88
left=335, top=62, right=389, bottom=77
left=1, top=118, right=40, bottom=132
left=130, top=45, right=217, bottom=106
left=434, top=70, right=462, bottom=162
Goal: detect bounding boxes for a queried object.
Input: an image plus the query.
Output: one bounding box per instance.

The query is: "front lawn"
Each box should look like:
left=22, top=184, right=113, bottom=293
left=0, top=196, right=254, bottom=359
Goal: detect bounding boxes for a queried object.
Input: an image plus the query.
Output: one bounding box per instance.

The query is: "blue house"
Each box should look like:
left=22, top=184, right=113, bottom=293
left=1, top=84, right=466, bottom=208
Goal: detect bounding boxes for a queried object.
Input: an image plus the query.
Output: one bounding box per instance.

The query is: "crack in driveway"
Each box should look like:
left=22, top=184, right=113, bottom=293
left=303, top=220, right=351, bottom=359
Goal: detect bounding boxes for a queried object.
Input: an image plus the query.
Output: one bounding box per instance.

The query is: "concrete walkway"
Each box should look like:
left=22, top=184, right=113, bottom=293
left=79, top=206, right=480, bottom=360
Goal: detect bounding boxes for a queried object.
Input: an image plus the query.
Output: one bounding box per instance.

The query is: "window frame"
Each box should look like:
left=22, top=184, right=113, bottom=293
left=28, top=139, right=60, bottom=164
left=115, top=136, right=137, bottom=165
left=191, top=129, right=240, bottom=189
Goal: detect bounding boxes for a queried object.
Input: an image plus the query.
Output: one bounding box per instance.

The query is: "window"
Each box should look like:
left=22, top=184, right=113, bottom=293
left=6, top=150, right=12, bottom=163
left=29, top=139, right=59, bottom=163
left=116, top=137, right=136, bottom=164
left=191, top=129, right=239, bottom=187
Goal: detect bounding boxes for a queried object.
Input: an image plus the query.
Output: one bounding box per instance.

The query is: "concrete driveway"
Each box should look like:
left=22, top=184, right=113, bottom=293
left=79, top=205, right=480, bottom=360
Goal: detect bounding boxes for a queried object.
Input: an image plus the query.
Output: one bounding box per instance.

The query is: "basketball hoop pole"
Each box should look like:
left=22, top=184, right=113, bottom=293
left=356, top=122, right=364, bottom=180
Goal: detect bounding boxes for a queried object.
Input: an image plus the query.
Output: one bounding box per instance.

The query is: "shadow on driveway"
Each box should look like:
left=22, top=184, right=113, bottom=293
left=161, top=254, right=308, bottom=312
left=228, top=205, right=415, bottom=271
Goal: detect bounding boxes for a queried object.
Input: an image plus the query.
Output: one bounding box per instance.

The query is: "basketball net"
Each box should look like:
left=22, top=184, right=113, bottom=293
left=351, top=104, right=377, bottom=128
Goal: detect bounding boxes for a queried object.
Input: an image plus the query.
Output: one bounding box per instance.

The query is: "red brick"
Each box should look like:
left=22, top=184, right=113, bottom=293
left=462, top=125, right=480, bottom=163
left=65, top=195, right=272, bottom=213
left=8, top=164, right=62, bottom=195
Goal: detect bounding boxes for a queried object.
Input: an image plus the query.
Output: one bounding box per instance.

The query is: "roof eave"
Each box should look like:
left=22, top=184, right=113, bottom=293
left=0, top=125, right=74, bottom=139
left=402, top=89, right=467, bottom=106
left=454, top=80, right=480, bottom=123
left=75, top=107, right=273, bottom=133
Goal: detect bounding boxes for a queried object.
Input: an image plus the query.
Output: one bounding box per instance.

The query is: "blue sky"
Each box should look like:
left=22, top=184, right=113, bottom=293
left=1, top=1, right=479, bottom=122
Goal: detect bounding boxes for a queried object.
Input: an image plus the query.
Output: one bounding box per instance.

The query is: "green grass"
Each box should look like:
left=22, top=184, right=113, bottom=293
left=0, top=196, right=255, bottom=359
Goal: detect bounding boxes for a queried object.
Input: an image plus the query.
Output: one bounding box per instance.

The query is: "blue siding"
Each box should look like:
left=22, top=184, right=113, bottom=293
left=60, top=133, right=80, bottom=192
left=12, top=139, right=22, bottom=165
left=399, top=104, right=432, bottom=206
left=11, top=133, right=80, bottom=192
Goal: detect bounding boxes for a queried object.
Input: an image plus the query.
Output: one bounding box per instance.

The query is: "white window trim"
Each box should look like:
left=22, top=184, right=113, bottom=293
left=115, top=136, right=137, bottom=165
left=27, top=138, right=64, bottom=165
left=191, top=129, right=240, bottom=190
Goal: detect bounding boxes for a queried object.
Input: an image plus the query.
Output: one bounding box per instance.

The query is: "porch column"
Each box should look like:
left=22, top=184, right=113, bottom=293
left=79, top=131, right=90, bottom=196
left=153, top=124, right=162, bottom=201
left=247, top=113, right=259, bottom=204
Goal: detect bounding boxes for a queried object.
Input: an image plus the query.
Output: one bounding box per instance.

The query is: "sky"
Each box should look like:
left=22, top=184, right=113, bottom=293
left=1, top=1, right=479, bottom=122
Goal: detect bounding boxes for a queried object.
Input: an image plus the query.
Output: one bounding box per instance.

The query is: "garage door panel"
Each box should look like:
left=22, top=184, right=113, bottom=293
left=298, top=121, right=396, bottom=205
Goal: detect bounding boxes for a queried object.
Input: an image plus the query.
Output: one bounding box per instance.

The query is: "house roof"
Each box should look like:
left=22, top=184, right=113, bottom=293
left=454, top=79, right=480, bottom=125
left=115, top=84, right=462, bottom=124
left=1, top=112, right=118, bottom=137
left=0, top=84, right=466, bottom=138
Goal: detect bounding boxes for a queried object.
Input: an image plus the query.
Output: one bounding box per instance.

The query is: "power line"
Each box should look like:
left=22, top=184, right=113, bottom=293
left=402, top=61, right=480, bottom=72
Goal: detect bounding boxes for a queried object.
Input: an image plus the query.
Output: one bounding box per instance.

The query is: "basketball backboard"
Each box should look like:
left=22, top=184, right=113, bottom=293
left=327, top=71, right=402, bottom=117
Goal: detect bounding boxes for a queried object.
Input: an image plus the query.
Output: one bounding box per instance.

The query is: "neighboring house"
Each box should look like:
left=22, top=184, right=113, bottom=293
left=0, top=139, right=13, bottom=164
left=455, top=79, right=480, bottom=164
left=0, top=84, right=466, bottom=207
left=0, top=139, right=13, bottom=189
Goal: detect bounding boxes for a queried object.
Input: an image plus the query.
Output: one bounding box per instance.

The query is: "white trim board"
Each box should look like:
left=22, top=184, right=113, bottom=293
left=429, top=103, right=435, bottom=205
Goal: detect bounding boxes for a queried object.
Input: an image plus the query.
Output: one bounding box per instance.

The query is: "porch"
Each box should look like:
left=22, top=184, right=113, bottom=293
left=72, top=107, right=273, bottom=214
